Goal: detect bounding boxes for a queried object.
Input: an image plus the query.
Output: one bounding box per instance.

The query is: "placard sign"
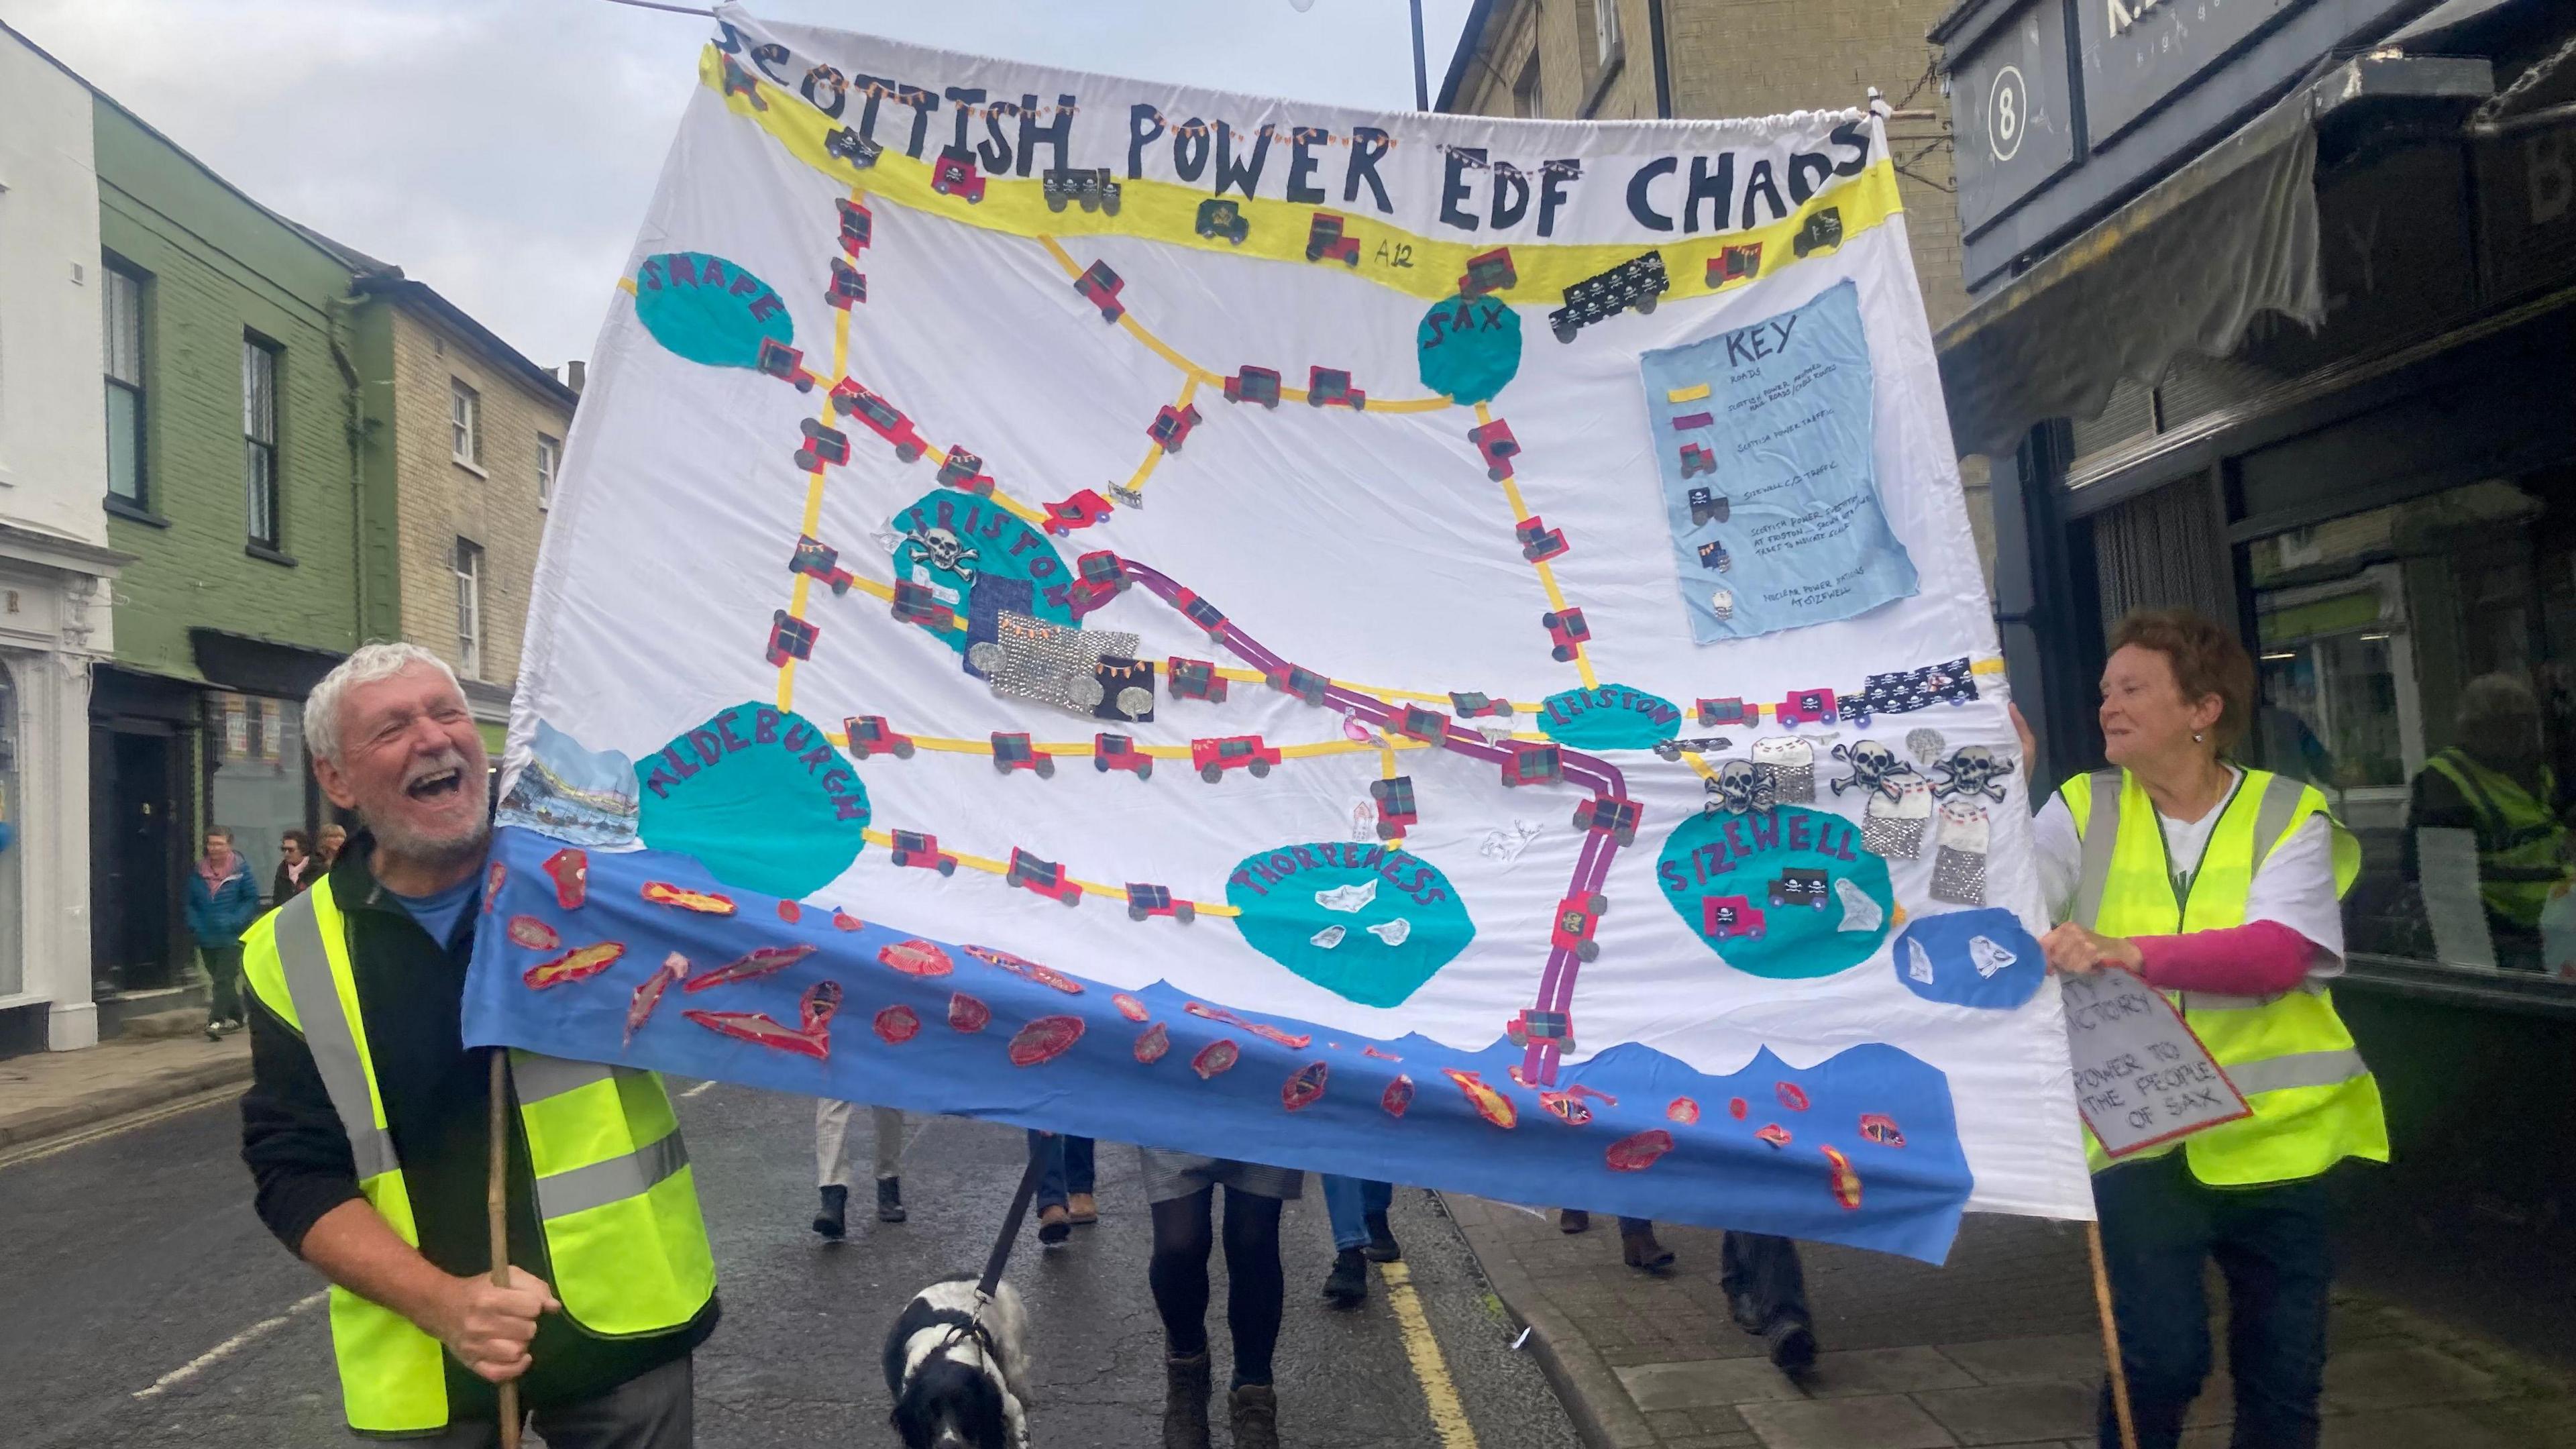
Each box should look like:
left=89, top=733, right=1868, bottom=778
left=2060, top=967, right=2250, bottom=1158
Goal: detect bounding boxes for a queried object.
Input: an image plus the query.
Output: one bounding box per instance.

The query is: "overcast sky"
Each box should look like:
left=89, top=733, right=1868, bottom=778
left=11, top=0, right=1481, bottom=369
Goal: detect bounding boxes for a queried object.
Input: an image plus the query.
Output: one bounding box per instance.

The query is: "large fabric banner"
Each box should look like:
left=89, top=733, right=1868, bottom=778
left=467, top=4, right=2090, bottom=1263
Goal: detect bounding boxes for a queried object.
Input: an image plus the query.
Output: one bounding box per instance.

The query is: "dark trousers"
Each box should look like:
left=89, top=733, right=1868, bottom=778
left=2094, top=1155, right=2333, bottom=1449
left=419, top=1354, right=692, bottom=1447
left=1030, top=1131, right=1095, bottom=1210
left=201, top=943, right=246, bottom=1024
left=1719, top=1232, right=1810, bottom=1332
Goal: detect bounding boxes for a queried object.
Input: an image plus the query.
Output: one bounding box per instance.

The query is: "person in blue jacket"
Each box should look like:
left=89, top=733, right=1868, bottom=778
left=186, top=826, right=264, bottom=1038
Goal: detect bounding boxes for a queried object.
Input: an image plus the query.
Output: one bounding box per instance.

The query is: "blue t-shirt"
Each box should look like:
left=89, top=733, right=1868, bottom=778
left=390, top=873, right=484, bottom=952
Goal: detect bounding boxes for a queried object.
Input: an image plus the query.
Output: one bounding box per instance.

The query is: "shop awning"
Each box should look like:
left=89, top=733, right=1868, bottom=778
left=1934, top=53, right=2493, bottom=460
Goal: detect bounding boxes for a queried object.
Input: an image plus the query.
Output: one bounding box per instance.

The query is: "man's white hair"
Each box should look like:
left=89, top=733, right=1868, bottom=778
left=305, top=641, right=464, bottom=765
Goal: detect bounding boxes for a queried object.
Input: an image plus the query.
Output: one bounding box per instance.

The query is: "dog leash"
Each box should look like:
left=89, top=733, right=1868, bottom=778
left=976, top=1132, right=1051, bottom=1303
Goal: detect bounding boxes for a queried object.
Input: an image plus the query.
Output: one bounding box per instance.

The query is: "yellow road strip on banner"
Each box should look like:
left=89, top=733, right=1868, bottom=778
left=1664, top=382, right=1711, bottom=403
left=777, top=244, right=860, bottom=712
left=855, top=827, right=1240, bottom=916
left=1378, top=1260, right=1481, bottom=1448
left=1477, top=401, right=1597, bottom=690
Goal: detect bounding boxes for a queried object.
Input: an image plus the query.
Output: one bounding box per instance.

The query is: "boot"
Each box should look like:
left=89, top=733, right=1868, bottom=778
left=812, top=1184, right=847, bottom=1239
left=1229, top=1383, right=1279, bottom=1449
left=1362, top=1210, right=1401, bottom=1263
left=1765, top=1318, right=1818, bottom=1375
left=1162, top=1352, right=1212, bottom=1449
left=1621, top=1224, right=1676, bottom=1273
left=875, top=1177, right=906, bottom=1224
left=1321, top=1247, right=1368, bottom=1308
left=1066, top=1191, right=1099, bottom=1225
left=1036, top=1203, right=1071, bottom=1245
left=1558, top=1208, right=1591, bottom=1234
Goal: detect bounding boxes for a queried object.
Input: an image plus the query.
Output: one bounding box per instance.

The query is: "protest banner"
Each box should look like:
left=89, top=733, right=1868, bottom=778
left=2060, top=967, right=2252, bottom=1159
left=462, top=3, right=2092, bottom=1263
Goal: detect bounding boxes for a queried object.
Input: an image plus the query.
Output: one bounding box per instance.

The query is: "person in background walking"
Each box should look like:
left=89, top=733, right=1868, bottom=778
left=1028, top=1131, right=1097, bottom=1244
left=2025, top=609, right=2386, bottom=1449
left=1558, top=1210, right=1815, bottom=1369
left=813, top=1101, right=908, bottom=1236
left=317, top=822, right=347, bottom=870
left=1143, top=1148, right=1297, bottom=1449
left=1318, top=1176, right=1400, bottom=1307
left=274, top=828, right=319, bottom=903
left=188, top=826, right=262, bottom=1040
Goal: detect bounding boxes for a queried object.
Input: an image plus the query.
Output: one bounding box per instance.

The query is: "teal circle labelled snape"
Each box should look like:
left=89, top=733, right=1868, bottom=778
left=636, top=702, right=867, bottom=899
left=1226, top=842, right=1475, bottom=1008
left=1654, top=805, right=1892, bottom=979
left=1538, top=682, right=1683, bottom=750
left=1415, top=293, right=1521, bottom=406
left=633, top=252, right=793, bottom=368
left=890, top=491, right=1078, bottom=655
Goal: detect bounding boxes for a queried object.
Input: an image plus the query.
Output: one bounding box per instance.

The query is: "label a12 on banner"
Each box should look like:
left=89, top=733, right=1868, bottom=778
left=2060, top=967, right=2250, bottom=1159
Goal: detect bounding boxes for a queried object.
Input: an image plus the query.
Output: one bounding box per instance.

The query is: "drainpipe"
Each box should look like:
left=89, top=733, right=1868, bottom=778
left=323, top=290, right=372, bottom=649
left=1647, top=0, right=1673, bottom=118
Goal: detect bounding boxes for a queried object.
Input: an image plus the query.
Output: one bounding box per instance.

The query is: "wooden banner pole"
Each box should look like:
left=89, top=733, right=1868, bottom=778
left=2086, top=1219, right=2139, bottom=1449
left=490, top=1049, right=521, bottom=1449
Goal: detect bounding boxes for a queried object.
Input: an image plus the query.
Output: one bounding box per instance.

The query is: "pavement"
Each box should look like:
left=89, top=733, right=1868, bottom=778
left=0, top=1030, right=252, bottom=1150
left=0, top=1073, right=1580, bottom=1448
left=1443, top=1197, right=2576, bottom=1449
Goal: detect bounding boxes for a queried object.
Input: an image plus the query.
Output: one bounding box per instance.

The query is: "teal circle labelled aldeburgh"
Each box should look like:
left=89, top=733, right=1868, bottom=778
left=1227, top=841, right=1475, bottom=1008
left=636, top=702, right=866, bottom=900
left=1537, top=682, right=1683, bottom=750
left=888, top=491, right=1079, bottom=655
left=633, top=252, right=793, bottom=368
left=1655, top=805, right=1892, bottom=979
left=1415, top=293, right=1522, bottom=406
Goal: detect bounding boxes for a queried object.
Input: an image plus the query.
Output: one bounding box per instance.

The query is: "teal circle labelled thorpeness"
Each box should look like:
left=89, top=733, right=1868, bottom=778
left=888, top=491, right=1079, bottom=655
left=1538, top=682, right=1684, bottom=750
left=1415, top=293, right=1522, bottom=406
left=636, top=702, right=867, bottom=900
left=1655, top=805, right=1892, bottom=979
left=1226, top=841, right=1476, bottom=1008
left=633, top=252, right=793, bottom=368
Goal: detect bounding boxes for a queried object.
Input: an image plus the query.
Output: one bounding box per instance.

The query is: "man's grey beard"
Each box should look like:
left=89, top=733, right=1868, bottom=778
left=364, top=808, right=492, bottom=874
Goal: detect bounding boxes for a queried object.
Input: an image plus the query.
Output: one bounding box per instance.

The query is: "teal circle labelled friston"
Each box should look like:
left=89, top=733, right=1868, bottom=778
left=1415, top=293, right=1521, bottom=407
left=1538, top=682, right=1682, bottom=750
left=1227, top=842, right=1475, bottom=1008
left=890, top=492, right=1079, bottom=655
left=632, top=252, right=793, bottom=369
left=637, top=702, right=866, bottom=900
left=1656, top=805, right=1892, bottom=979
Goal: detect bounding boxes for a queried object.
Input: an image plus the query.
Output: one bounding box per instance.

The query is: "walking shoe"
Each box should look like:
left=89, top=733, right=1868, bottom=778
left=1322, top=1247, right=1368, bottom=1308
left=1726, top=1289, right=1767, bottom=1334
left=1162, top=1352, right=1212, bottom=1449
left=1621, top=1224, right=1676, bottom=1273
left=1036, top=1203, right=1071, bottom=1245
left=875, top=1177, right=906, bottom=1224
left=205, top=1019, right=225, bottom=1042
left=1361, top=1210, right=1401, bottom=1263
left=1066, top=1191, right=1099, bottom=1225
left=812, top=1184, right=847, bottom=1240
left=1558, top=1208, right=1591, bottom=1234
left=1228, top=1383, right=1279, bottom=1449
left=1765, top=1319, right=1818, bottom=1375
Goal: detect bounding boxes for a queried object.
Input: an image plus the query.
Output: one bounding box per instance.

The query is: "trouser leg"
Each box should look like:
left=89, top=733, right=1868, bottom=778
left=1320, top=1175, right=1371, bottom=1252
left=203, top=945, right=244, bottom=1022
left=529, top=1354, right=695, bottom=1449
left=1064, top=1136, right=1095, bottom=1195
left=2092, top=1157, right=2216, bottom=1449
left=1031, top=1130, right=1069, bottom=1211
left=1150, top=1189, right=1216, bottom=1360
left=814, top=1099, right=853, bottom=1189
left=871, top=1106, right=904, bottom=1181
left=1221, top=1189, right=1286, bottom=1388
left=1719, top=1232, right=1811, bottom=1330
left=2213, top=1177, right=2333, bottom=1449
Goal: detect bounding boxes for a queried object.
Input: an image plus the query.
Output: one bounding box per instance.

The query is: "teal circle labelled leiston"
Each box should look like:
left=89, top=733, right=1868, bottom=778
left=1538, top=682, right=1683, bottom=750
left=889, top=491, right=1079, bottom=655
left=635, top=702, right=867, bottom=899
left=1415, top=293, right=1521, bottom=406
left=633, top=252, right=793, bottom=368
left=1226, top=841, right=1475, bottom=1008
left=1654, top=805, right=1892, bottom=979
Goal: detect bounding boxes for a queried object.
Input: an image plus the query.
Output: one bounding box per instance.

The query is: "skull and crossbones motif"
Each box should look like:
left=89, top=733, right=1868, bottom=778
left=1929, top=745, right=2015, bottom=803
left=1831, top=739, right=1924, bottom=801
left=1705, top=759, right=1779, bottom=816
left=902, top=524, right=981, bottom=586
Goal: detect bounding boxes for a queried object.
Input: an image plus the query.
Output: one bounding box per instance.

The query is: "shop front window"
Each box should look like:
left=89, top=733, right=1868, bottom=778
left=2245, top=473, right=2576, bottom=985
left=207, top=692, right=308, bottom=906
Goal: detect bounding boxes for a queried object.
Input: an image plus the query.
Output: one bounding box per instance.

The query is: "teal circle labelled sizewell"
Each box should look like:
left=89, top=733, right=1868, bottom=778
left=632, top=252, right=793, bottom=369
left=1415, top=293, right=1522, bottom=406
left=1537, top=683, right=1683, bottom=750
left=637, top=702, right=867, bottom=900
left=1655, top=805, right=1892, bottom=979
left=888, top=491, right=1079, bottom=655
left=1226, top=842, right=1476, bottom=1008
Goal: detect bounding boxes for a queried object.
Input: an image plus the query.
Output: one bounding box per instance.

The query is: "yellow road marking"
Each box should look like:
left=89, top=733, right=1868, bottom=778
left=1379, top=1260, right=1480, bottom=1448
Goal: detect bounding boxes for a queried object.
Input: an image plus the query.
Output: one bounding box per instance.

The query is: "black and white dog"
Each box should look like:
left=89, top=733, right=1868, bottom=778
left=882, top=1276, right=1034, bottom=1448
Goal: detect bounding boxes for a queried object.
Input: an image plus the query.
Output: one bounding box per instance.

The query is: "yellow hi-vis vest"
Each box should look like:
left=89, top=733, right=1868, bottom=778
left=241, top=879, right=716, bottom=1435
left=2063, top=767, right=2390, bottom=1183
left=2420, top=748, right=2568, bottom=930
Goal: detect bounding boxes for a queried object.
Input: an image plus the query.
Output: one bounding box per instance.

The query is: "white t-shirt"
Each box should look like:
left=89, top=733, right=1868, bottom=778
left=2034, top=767, right=2346, bottom=983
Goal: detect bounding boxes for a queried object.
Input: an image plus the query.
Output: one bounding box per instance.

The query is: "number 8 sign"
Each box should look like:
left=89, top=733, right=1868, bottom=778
left=1988, top=64, right=2027, bottom=163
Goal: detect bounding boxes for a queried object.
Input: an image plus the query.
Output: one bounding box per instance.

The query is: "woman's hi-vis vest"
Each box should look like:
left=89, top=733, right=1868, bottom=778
left=2420, top=748, right=2569, bottom=930
left=240, top=879, right=716, bottom=1435
left=2061, top=767, right=2390, bottom=1184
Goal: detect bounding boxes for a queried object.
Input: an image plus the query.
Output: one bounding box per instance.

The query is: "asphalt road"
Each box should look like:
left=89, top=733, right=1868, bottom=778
left=0, top=1081, right=1580, bottom=1448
